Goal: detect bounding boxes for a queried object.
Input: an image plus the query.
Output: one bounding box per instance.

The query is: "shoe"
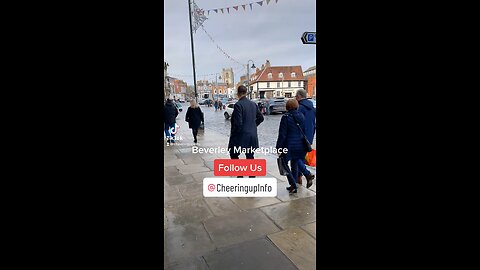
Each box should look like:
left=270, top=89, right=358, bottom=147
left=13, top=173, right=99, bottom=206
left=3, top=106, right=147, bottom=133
left=297, top=175, right=303, bottom=185
left=286, top=186, right=292, bottom=191
left=194, top=139, right=197, bottom=143
left=288, top=187, right=297, bottom=194
left=306, top=174, right=315, bottom=188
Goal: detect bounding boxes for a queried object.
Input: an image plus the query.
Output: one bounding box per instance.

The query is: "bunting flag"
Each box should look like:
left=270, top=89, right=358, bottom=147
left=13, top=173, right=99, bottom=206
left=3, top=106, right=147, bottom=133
left=205, top=0, right=279, bottom=16
left=200, top=25, right=245, bottom=69
left=208, top=10, right=210, bottom=15
left=191, top=0, right=207, bottom=33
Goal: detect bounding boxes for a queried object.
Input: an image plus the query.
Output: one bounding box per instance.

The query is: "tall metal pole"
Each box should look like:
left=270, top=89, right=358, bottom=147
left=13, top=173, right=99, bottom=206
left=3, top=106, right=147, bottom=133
left=247, top=64, right=250, bottom=99
left=188, top=0, right=198, bottom=102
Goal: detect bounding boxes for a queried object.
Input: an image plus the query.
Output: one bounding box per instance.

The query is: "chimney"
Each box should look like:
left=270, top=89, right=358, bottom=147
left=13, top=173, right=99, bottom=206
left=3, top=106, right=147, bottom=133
left=266, top=60, right=271, bottom=67
left=261, top=64, right=265, bottom=70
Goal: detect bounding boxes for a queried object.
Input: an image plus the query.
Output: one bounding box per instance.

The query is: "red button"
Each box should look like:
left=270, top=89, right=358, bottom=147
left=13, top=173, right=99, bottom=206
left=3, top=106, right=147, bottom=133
left=213, top=159, right=267, bottom=176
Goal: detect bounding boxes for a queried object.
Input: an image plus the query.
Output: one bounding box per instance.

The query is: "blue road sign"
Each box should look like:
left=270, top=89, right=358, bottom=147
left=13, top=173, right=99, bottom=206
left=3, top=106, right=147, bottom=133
left=301, top=32, right=316, bottom=44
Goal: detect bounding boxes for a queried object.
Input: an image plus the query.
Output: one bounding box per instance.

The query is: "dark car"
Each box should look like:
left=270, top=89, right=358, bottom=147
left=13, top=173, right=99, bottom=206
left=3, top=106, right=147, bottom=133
left=265, top=97, right=287, bottom=115
left=174, top=102, right=183, bottom=112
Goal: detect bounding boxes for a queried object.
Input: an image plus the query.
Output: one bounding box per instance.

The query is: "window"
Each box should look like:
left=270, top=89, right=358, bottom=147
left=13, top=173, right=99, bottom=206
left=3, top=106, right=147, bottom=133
left=285, top=93, right=292, bottom=98
left=291, top=72, right=296, bottom=78
left=268, top=73, right=272, bottom=79
left=288, top=82, right=291, bottom=88
left=278, top=73, right=283, bottom=78
left=267, top=82, right=270, bottom=88
left=277, top=82, right=280, bottom=88
left=277, top=91, right=281, bottom=96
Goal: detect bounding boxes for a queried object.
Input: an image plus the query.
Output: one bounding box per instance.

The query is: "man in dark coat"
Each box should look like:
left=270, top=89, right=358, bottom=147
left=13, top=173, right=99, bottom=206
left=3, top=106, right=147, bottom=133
left=295, top=89, right=316, bottom=187
left=228, top=86, right=264, bottom=177
left=164, top=98, right=179, bottom=144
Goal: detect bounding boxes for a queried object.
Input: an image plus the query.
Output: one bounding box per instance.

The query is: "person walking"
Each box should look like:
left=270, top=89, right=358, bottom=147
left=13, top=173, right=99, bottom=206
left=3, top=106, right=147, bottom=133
left=185, top=100, right=204, bottom=144
left=218, top=100, right=223, bottom=111
left=295, top=89, right=316, bottom=188
left=228, top=85, right=264, bottom=178
left=164, top=98, right=179, bottom=145
left=275, top=99, right=307, bottom=194
left=214, top=99, right=218, bottom=111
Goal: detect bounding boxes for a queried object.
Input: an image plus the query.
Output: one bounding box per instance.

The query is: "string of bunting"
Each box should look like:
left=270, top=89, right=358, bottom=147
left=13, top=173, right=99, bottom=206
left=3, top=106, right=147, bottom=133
left=206, top=0, right=279, bottom=16
left=199, top=24, right=245, bottom=70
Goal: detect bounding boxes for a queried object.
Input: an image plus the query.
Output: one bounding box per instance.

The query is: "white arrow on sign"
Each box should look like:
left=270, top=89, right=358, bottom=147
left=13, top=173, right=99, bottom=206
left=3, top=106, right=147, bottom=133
left=301, top=32, right=316, bottom=44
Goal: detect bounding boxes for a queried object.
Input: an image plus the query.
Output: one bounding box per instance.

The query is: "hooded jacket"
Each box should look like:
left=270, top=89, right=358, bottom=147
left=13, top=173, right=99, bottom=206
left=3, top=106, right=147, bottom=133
left=298, top=99, right=316, bottom=144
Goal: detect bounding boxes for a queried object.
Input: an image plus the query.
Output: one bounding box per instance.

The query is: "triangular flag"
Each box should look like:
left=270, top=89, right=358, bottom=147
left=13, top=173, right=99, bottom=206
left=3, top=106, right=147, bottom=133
left=214, top=9, right=218, bottom=13
left=227, top=7, right=229, bottom=13
left=242, top=5, right=246, bottom=10
left=266, top=0, right=271, bottom=4
left=233, top=6, right=239, bottom=11
left=249, top=3, right=253, bottom=10
left=208, top=10, right=210, bottom=15
left=257, top=1, right=263, bottom=6
left=221, top=8, right=224, bottom=13
left=276, top=0, right=279, bottom=3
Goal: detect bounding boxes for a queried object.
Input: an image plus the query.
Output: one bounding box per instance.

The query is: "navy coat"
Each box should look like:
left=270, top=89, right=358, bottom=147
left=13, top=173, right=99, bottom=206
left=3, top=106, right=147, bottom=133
left=185, top=106, right=204, bottom=129
left=276, top=109, right=307, bottom=160
left=164, top=100, right=178, bottom=125
left=228, top=96, right=264, bottom=149
left=298, top=99, right=316, bottom=144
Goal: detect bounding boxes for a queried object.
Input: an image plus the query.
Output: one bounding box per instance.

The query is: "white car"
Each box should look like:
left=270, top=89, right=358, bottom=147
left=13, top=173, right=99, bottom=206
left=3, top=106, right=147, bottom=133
left=224, top=103, right=235, bottom=119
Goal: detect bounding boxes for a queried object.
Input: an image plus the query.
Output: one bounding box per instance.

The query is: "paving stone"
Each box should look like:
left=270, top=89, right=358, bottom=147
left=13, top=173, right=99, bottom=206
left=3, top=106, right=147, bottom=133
left=301, top=222, right=316, bottom=239
left=203, top=209, right=280, bottom=248
left=164, top=158, right=185, bottom=167
left=165, top=174, right=195, bottom=186
left=203, top=238, right=297, bottom=270
left=164, top=223, right=216, bottom=264
left=229, top=197, right=282, bottom=210
left=181, top=156, right=205, bottom=165
left=165, top=257, right=209, bottom=270
left=204, top=160, right=215, bottom=171
left=191, top=171, right=215, bottom=182
left=164, top=185, right=182, bottom=203
left=276, top=181, right=317, bottom=202
left=260, top=197, right=316, bottom=229
left=165, top=198, right=214, bottom=227
left=267, top=227, right=316, bottom=270
left=177, top=182, right=204, bottom=200
left=204, top=197, right=242, bottom=217
left=164, top=166, right=182, bottom=177
left=176, top=164, right=211, bottom=174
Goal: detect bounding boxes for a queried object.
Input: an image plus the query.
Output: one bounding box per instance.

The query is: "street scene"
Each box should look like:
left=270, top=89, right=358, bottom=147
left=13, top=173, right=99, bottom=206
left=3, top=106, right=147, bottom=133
left=164, top=0, right=316, bottom=269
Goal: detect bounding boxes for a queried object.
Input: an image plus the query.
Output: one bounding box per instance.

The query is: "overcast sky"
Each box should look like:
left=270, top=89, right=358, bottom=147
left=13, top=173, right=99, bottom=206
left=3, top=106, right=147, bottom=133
left=164, top=0, right=316, bottom=86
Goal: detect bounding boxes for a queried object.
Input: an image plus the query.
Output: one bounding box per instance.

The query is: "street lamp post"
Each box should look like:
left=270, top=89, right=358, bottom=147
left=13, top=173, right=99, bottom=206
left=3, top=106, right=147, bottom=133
left=246, top=60, right=256, bottom=99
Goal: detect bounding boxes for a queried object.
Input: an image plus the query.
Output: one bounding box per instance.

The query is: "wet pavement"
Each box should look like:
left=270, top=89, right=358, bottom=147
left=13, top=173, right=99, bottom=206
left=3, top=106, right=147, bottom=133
left=164, top=107, right=317, bottom=270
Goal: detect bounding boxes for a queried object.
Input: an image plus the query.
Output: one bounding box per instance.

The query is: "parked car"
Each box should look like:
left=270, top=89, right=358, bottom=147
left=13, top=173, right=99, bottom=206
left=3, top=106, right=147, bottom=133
left=174, top=102, right=183, bottom=112
left=265, top=97, right=287, bottom=115
left=198, top=99, right=208, bottom=105
left=178, top=99, right=186, bottom=103
left=224, top=102, right=235, bottom=119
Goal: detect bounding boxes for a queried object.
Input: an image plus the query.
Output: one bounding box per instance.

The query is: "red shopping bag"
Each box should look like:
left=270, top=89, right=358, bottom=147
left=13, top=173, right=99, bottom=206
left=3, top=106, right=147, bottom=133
left=305, top=149, right=316, bottom=167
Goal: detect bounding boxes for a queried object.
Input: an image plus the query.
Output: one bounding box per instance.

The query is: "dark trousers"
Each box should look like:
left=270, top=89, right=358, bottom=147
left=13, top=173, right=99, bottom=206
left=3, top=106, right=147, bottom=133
left=297, top=159, right=311, bottom=177
left=192, top=128, right=198, bottom=140
left=286, top=158, right=300, bottom=189
left=230, top=148, right=255, bottom=178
